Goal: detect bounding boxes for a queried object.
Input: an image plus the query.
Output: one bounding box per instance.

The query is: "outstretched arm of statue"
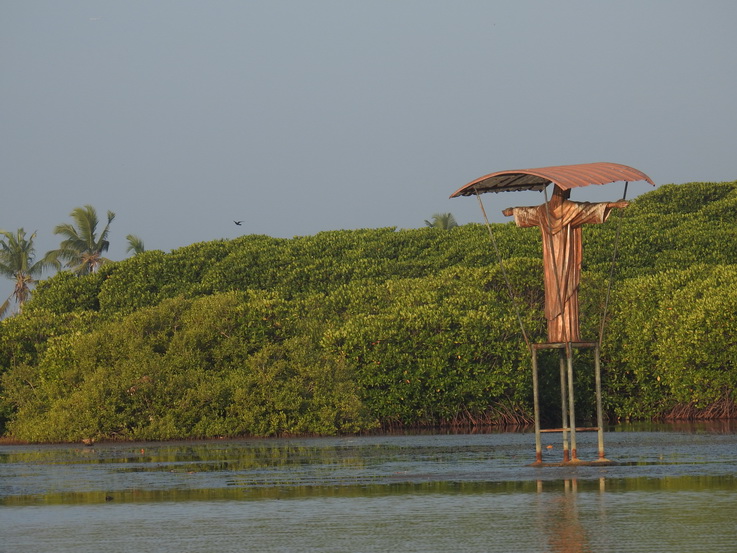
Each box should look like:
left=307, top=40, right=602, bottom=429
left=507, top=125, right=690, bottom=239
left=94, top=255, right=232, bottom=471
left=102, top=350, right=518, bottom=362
left=502, top=205, right=540, bottom=227
left=607, top=201, right=629, bottom=209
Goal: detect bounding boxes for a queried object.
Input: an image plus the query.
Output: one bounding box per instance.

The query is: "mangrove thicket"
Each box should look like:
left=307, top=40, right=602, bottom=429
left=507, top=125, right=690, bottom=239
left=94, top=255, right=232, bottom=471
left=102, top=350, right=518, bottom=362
left=1, top=181, right=736, bottom=442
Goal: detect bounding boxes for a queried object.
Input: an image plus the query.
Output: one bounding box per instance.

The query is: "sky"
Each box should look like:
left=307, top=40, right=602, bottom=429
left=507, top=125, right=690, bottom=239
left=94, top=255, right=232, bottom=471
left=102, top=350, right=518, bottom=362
left=2, top=1, right=736, bottom=303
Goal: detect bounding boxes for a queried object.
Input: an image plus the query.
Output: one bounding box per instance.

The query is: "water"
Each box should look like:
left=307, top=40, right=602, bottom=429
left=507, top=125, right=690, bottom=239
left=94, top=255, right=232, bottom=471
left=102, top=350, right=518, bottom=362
left=2, top=423, right=736, bottom=552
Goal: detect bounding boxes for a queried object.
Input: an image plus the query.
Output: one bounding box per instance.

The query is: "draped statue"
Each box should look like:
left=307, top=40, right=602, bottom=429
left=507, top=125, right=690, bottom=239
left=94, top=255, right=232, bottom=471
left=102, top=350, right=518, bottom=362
left=502, top=186, right=628, bottom=343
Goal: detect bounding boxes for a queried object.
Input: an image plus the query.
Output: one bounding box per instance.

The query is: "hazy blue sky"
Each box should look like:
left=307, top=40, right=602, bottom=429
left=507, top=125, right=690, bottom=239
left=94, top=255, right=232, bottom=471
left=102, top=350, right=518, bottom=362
left=2, top=1, right=736, bottom=286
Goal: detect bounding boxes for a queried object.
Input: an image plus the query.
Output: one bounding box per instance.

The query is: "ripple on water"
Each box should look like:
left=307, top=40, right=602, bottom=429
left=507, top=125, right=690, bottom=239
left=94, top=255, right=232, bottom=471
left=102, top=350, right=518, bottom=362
left=1, top=427, right=736, bottom=553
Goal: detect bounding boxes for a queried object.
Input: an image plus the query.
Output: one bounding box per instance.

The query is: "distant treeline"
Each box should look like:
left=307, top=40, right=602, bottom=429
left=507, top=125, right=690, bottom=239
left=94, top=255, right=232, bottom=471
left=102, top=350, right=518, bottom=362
left=1, top=181, right=736, bottom=442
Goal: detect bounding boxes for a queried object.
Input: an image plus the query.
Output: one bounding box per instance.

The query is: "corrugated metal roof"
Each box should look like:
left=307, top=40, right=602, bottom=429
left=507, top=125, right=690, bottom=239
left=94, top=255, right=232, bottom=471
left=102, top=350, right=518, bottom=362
left=450, top=162, right=654, bottom=197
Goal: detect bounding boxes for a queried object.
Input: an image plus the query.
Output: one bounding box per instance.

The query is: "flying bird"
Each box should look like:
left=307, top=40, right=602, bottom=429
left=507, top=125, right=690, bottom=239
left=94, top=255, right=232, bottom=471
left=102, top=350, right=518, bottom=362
left=234, top=221, right=243, bottom=226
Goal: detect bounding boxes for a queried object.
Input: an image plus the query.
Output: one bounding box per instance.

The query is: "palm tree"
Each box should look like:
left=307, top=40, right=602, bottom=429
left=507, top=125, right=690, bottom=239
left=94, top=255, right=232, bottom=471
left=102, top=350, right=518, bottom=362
left=52, top=205, right=116, bottom=274
left=424, top=213, right=458, bottom=230
left=125, top=234, right=145, bottom=255
left=0, top=228, right=59, bottom=317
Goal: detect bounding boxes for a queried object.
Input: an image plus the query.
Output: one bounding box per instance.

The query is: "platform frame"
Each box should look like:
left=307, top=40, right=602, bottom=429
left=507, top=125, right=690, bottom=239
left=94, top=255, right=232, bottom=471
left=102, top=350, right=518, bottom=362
left=530, top=341, right=607, bottom=465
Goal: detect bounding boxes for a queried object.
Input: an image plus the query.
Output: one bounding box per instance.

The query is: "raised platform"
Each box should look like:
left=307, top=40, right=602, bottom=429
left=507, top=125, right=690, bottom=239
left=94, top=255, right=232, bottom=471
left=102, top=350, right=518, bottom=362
left=532, top=341, right=598, bottom=351
left=539, top=427, right=599, bottom=433
left=530, top=458, right=617, bottom=467
left=530, top=341, right=608, bottom=465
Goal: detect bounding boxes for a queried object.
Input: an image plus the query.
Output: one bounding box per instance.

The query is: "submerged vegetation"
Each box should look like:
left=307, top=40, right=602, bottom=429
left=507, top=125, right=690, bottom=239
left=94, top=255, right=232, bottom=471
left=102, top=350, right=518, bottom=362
left=1, top=181, right=737, bottom=442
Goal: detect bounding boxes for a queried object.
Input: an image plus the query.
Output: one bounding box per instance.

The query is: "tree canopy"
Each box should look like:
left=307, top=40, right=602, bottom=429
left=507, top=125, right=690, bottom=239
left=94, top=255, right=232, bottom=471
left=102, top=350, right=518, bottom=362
left=1, top=181, right=736, bottom=441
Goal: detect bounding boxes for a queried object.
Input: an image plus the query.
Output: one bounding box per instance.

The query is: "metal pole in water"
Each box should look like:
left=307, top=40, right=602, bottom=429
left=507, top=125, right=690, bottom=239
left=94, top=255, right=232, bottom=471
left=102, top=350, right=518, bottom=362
left=559, top=349, right=570, bottom=463
left=532, top=347, right=542, bottom=464
left=594, top=344, right=607, bottom=461
left=566, top=344, right=578, bottom=462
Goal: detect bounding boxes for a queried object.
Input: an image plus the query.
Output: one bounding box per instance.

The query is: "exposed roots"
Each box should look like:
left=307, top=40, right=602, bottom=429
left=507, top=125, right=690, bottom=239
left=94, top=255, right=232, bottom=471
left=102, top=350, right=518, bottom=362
left=375, top=402, right=533, bottom=432
left=660, top=395, right=737, bottom=421
left=442, top=403, right=533, bottom=428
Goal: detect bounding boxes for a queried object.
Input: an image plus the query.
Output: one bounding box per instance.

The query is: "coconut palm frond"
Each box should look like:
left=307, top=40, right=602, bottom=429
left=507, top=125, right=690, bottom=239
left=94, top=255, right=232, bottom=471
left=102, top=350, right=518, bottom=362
left=424, top=213, right=459, bottom=230
left=0, top=296, right=12, bottom=319
left=125, top=234, right=145, bottom=255
left=0, top=228, right=56, bottom=316
left=52, top=206, right=117, bottom=274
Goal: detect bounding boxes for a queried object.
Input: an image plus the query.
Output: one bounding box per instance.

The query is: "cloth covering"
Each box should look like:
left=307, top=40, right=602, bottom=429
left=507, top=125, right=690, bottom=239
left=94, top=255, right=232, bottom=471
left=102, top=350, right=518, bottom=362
left=509, top=199, right=614, bottom=342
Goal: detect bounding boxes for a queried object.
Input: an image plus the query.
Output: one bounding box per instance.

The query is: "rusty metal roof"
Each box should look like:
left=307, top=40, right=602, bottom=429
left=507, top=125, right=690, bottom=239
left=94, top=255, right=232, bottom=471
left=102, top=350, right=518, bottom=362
left=449, top=162, right=654, bottom=197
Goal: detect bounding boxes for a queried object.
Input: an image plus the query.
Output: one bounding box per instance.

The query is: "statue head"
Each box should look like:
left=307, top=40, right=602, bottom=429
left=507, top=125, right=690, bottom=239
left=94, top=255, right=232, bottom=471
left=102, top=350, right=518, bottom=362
left=549, top=185, right=571, bottom=207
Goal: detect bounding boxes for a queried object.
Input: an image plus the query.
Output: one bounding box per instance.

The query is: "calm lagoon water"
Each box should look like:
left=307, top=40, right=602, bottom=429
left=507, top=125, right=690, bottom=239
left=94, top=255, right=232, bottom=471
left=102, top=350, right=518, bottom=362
left=1, top=423, right=736, bottom=552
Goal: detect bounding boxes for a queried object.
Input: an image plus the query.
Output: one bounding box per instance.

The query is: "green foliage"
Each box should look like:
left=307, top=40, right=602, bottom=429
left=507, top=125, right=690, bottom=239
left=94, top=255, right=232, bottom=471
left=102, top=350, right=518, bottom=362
left=24, top=269, right=108, bottom=314
left=3, top=180, right=737, bottom=441
left=628, top=181, right=737, bottom=216
left=3, top=292, right=372, bottom=441
left=0, top=308, right=97, bottom=371
left=98, top=241, right=236, bottom=315
left=0, top=308, right=98, bottom=434
left=657, top=266, right=737, bottom=406
left=227, top=335, right=372, bottom=436
left=587, top=181, right=737, bottom=278
left=603, top=264, right=737, bottom=419
left=323, top=265, right=537, bottom=425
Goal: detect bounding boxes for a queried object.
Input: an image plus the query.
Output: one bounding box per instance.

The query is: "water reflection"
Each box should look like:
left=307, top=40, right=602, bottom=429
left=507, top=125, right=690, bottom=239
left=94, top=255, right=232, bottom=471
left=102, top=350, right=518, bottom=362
left=535, top=479, right=607, bottom=553
left=543, top=483, right=593, bottom=553
left=2, top=427, right=737, bottom=553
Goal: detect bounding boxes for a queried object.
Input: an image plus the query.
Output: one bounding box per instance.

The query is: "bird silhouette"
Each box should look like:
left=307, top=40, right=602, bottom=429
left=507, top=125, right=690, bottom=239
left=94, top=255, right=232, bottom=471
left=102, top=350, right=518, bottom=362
left=234, top=220, right=243, bottom=226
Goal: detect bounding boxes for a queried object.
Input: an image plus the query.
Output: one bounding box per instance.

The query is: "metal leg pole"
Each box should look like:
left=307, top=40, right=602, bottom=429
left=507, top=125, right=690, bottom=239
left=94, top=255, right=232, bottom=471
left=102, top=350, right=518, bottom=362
left=594, top=344, right=608, bottom=461
left=532, top=347, right=542, bottom=464
left=559, top=349, right=570, bottom=463
left=566, top=344, right=578, bottom=462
